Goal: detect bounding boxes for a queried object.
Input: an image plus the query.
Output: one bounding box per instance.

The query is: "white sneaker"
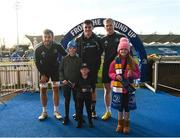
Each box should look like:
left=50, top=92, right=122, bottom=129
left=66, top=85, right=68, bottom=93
left=53, top=111, right=62, bottom=120
left=38, top=112, right=48, bottom=121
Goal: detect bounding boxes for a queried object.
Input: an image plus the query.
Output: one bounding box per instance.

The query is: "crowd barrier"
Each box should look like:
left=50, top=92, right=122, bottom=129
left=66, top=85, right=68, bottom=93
left=0, top=60, right=39, bottom=98
left=145, top=56, right=180, bottom=93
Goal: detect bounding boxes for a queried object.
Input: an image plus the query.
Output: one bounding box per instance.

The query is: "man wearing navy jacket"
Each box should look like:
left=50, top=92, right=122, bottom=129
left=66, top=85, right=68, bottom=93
left=34, top=29, right=67, bottom=121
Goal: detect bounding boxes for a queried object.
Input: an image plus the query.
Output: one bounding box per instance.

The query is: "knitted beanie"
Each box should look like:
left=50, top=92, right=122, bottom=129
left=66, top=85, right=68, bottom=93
left=67, top=40, right=77, bottom=49
left=117, top=37, right=130, bottom=52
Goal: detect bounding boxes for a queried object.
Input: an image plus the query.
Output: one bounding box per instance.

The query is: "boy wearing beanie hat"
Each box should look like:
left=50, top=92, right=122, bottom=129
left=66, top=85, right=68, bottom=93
left=109, top=37, right=140, bottom=133
left=59, top=40, right=81, bottom=125
left=67, top=39, right=77, bottom=49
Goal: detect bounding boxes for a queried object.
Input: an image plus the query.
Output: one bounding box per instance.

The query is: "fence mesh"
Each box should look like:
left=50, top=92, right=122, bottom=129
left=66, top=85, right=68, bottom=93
left=157, top=62, right=180, bottom=91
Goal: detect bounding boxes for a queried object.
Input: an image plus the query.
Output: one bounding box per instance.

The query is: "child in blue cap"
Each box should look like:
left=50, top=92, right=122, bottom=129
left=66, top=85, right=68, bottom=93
left=59, top=40, right=81, bottom=125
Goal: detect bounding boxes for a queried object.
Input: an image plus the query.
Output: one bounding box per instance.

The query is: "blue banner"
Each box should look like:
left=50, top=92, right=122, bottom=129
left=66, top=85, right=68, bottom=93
left=60, top=18, right=148, bottom=82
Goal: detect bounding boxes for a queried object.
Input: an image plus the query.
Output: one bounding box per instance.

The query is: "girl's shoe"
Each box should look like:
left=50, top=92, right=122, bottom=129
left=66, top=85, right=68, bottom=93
left=116, top=119, right=123, bottom=132
left=123, top=120, right=130, bottom=134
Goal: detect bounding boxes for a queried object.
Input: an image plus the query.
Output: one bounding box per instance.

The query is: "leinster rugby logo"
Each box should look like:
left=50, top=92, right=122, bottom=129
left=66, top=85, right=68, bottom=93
left=112, top=93, right=121, bottom=104
left=104, top=40, right=108, bottom=47
left=41, top=51, right=46, bottom=58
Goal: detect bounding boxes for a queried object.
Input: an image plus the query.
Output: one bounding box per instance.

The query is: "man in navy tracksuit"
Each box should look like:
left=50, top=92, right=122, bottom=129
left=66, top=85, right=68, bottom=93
left=34, top=29, right=67, bottom=121
left=101, top=18, right=124, bottom=121
left=76, top=20, right=103, bottom=118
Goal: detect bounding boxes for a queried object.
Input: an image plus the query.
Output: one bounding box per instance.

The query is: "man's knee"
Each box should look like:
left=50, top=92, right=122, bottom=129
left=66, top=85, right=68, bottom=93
left=104, top=83, right=111, bottom=94
left=40, top=83, right=48, bottom=88
left=52, top=81, right=60, bottom=88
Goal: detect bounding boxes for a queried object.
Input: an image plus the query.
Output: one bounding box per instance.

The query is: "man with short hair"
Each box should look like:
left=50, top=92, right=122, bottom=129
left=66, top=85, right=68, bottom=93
left=34, top=29, right=67, bottom=121
left=101, top=18, right=124, bottom=120
left=76, top=20, right=103, bottom=118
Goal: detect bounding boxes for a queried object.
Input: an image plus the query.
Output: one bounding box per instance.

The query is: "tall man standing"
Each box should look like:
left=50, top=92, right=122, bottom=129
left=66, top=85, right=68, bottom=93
left=34, top=29, right=67, bottom=121
left=101, top=18, right=124, bottom=120
left=76, top=20, right=103, bottom=118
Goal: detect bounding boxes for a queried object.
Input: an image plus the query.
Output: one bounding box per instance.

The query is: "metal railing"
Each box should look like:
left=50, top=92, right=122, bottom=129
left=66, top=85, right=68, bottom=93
left=0, top=60, right=39, bottom=98
left=145, top=57, right=180, bottom=93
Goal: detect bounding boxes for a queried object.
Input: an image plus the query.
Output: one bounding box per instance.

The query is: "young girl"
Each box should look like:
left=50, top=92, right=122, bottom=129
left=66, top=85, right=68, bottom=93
left=109, top=37, right=140, bottom=133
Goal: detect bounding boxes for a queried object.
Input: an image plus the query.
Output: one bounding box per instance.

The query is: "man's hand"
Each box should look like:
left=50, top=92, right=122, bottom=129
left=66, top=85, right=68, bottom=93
left=62, top=80, right=68, bottom=85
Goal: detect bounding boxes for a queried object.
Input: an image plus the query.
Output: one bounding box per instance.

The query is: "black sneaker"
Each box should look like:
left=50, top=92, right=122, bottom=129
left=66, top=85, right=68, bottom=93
left=92, top=111, right=97, bottom=119
left=88, top=121, right=94, bottom=128
left=73, top=114, right=78, bottom=121
left=62, top=117, right=69, bottom=125
left=76, top=122, right=82, bottom=128
left=82, top=118, right=86, bottom=123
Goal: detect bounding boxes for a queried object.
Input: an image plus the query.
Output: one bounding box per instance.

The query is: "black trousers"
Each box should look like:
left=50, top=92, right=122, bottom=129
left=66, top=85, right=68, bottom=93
left=77, top=92, right=92, bottom=123
left=119, top=93, right=129, bottom=112
left=62, top=85, right=78, bottom=118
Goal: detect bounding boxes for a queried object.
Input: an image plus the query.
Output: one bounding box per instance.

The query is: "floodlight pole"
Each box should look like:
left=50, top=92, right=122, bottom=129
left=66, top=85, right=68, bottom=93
left=15, top=0, right=20, bottom=48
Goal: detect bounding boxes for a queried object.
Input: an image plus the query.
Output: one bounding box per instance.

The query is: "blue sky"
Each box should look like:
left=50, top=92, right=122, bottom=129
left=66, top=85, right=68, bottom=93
left=0, top=0, right=179, bottom=46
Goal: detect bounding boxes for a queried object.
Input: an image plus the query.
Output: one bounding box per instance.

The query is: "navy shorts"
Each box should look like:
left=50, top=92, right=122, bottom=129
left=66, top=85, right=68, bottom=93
left=40, top=71, right=59, bottom=82
left=89, top=67, right=99, bottom=84
left=102, top=63, right=111, bottom=83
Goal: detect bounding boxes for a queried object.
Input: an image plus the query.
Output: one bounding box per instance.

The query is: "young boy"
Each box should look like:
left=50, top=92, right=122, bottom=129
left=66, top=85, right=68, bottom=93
left=59, top=40, right=81, bottom=125
left=76, top=63, right=94, bottom=128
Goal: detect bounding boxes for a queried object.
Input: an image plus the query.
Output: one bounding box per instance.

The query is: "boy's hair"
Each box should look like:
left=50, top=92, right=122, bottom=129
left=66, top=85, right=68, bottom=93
left=83, top=20, right=93, bottom=27
left=43, top=29, right=54, bottom=37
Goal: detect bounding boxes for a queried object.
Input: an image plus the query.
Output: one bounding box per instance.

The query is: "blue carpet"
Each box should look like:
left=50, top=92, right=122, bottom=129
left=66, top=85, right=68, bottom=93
left=0, top=88, right=180, bottom=137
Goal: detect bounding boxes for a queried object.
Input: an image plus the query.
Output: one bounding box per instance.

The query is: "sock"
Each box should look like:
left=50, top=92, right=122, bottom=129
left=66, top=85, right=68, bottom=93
left=105, top=106, right=111, bottom=112
left=105, top=106, right=108, bottom=112
left=108, top=106, right=111, bottom=113
left=42, top=107, right=47, bottom=113
left=54, top=106, right=58, bottom=112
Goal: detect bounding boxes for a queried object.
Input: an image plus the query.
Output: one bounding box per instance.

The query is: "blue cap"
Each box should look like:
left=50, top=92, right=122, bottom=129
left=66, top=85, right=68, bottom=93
left=67, top=40, right=77, bottom=49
